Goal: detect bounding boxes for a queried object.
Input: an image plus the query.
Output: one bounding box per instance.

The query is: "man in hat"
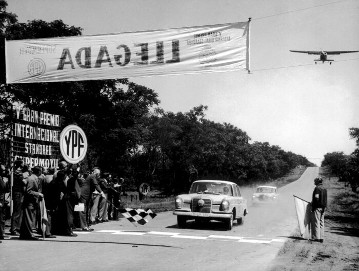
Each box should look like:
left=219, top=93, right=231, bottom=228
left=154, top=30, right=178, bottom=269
left=19, top=166, right=43, bottom=240
left=0, top=163, right=9, bottom=242
left=9, top=160, right=28, bottom=236
left=311, top=177, right=327, bottom=243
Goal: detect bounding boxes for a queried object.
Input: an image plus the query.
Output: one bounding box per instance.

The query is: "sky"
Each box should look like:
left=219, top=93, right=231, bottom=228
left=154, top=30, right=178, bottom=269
left=6, top=0, right=359, bottom=166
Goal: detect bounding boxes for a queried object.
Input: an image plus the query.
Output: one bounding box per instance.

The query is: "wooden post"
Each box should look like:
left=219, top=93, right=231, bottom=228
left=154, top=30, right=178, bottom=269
left=247, top=17, right=251, bottom=74
left=9, top=112, right=14, bottom=216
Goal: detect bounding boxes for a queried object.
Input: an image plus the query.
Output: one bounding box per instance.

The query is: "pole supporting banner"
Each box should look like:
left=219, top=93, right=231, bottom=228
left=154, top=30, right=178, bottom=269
left=247, top=17, right=251, bottom=74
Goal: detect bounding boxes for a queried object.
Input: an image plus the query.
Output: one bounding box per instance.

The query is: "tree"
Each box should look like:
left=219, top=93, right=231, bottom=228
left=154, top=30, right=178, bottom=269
left=321, top=152, right=349, bottom=176
left=0, top=0, right=315, bottom=194
left=321, top=128, right=359, bottom=192
left=0, top=0, right=17, bottom=35
left=0, top=3, right=159, bottom=177
left=349, top=128, right=359, bottom=147
left=0, top=0, right=18, bottom=134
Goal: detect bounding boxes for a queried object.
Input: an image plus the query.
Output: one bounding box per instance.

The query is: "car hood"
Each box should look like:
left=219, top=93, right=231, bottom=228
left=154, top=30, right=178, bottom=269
left=177, top=193, right=231, bottom=204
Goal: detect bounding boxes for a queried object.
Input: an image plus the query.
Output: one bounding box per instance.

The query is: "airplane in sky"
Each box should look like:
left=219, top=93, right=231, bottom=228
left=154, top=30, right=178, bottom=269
left=290, top=50, right=359, bottom=64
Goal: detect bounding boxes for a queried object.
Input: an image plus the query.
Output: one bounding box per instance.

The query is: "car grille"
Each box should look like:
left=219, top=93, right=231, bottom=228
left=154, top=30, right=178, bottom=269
left=191, top=198, right=212, bottom=213
left=259, top=195, right=270, bottom=201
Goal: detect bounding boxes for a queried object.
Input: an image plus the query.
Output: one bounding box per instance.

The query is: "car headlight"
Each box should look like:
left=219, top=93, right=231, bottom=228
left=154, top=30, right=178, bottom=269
left=220, top=200, right=230, bottom=211
left=175, top=197, right=183, bottom=209
left=252, top=195, right=257, bottom=198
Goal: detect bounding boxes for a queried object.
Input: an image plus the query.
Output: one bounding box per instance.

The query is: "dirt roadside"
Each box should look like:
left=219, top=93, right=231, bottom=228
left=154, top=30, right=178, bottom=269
left=268, top=170, right=359, bottom=271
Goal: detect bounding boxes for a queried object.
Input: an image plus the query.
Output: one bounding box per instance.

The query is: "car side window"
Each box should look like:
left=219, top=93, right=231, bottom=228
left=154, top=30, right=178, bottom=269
left=231, top=185, right=237, bottom=197
left=236, top=185, right=241, bottom=197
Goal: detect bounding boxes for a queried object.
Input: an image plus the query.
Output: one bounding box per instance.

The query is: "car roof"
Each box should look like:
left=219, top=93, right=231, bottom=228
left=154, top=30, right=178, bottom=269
left=193, top=180, right=236, bottom=185
left=256, top=186, right=277, bottom=189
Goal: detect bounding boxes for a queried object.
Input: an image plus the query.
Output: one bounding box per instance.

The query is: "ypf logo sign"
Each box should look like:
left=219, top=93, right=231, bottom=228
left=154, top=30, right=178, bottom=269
left=60, top=125, right=88, bottom=164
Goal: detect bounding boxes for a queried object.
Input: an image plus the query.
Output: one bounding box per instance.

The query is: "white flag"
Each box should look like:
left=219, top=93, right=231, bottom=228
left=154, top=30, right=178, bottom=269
left=39, top=199, right=49, bottom=238
left=294, top=196, right=312, bottom=239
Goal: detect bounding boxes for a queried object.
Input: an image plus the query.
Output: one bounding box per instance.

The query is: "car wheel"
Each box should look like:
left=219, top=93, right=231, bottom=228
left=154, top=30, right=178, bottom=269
left=237, top=216, right=244, bottom=225
left=177, top=216, right=187, bottom=228
left=225, top=214, right=233, bottom=230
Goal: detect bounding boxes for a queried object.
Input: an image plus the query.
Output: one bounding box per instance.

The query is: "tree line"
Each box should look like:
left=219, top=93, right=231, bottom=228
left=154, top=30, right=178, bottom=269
left=0, top=1, right=314, bottom=193
left=321, top=128, right=359, bottom=192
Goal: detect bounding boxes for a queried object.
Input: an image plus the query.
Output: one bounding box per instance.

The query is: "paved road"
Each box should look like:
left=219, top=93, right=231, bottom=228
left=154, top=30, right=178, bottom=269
left=1, top=167, right=319, bottom=271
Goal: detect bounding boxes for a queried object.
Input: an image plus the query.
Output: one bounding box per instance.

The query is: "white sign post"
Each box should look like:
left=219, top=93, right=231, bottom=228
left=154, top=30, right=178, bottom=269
left=60, top=125, right=87, bottom=164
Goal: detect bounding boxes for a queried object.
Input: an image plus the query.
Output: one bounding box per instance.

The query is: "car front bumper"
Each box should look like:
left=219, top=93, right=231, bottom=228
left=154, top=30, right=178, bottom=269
left=173, top=210, right=232, bottom=219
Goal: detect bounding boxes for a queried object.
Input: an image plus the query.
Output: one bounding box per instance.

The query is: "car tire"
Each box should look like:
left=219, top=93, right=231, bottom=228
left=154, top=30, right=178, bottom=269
left=225, top=214, right=233, bottom=230
left=177, top=216, right=187, bottom=228
left=237, top=216, right=244, bottom=225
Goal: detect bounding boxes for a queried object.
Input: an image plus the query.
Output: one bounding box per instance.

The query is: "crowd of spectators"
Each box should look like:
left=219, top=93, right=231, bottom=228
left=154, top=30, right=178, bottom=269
left=0, top=159, right=124, bottom=241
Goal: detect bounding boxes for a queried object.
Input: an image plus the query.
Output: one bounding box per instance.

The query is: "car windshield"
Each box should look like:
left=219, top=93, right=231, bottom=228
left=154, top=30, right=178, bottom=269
left=256, top=187, right=276, bottom=193
left=190, top=182, right=232, bottom=196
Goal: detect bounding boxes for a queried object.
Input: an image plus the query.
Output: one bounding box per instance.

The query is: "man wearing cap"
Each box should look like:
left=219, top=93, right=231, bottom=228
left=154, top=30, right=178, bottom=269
left=311, top=177, right=327, bottom=243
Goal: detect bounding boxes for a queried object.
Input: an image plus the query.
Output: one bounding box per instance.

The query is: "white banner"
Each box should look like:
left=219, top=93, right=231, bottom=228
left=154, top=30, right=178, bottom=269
left=5, top=22, right=249, bottom=84
left=294, top=196, right=312, bottom=239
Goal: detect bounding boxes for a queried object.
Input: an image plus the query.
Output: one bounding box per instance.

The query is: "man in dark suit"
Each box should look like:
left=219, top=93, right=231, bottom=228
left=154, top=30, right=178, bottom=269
left=311, top=177, right=327, bottom=243
left=52, top=162, right=80, bottom=237
left=78, top=168, right=104, bottom=231
left=19, top=166, right=43, bottom=240
left=0, top=163, right=9, bottom=243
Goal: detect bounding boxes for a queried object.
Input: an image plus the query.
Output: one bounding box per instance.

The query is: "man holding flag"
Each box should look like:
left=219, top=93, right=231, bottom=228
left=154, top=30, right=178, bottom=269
left=311, top=177, right=327, bottom=243
left=294, top=177, right=327, bottom=243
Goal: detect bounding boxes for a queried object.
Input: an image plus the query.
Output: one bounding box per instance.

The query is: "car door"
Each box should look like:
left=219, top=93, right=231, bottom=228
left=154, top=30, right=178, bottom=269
left=230, top=184, right=240, bottom=218
left=235, top=185, right=244, bottom=218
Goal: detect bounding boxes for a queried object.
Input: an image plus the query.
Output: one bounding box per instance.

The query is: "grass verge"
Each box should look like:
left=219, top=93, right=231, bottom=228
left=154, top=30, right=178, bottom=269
left=268, top=170, right=359, bottom=271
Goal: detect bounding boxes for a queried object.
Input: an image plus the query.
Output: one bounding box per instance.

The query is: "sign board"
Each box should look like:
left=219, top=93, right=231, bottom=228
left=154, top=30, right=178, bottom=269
left=5, top=21, right=249, bottom=83
left=12, top=106, right=62, bottom=168
left=59, top=125, right=87, bottom=164
left=139, top=183, right=150, bottom=195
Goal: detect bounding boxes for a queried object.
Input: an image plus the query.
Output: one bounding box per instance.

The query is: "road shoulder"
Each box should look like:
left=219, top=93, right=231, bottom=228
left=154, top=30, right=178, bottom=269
left=268, top=175, right=359, bottom=271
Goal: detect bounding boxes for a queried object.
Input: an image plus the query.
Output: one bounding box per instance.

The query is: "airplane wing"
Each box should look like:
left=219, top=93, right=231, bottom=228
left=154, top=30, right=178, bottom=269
left=325, top=51, right=359, bottom=55
left=290, top=50, right=321, bottom=55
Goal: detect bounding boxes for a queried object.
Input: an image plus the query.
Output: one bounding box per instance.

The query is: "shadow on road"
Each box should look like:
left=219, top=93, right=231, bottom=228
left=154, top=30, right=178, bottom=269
left=328, top=226, right=359, bottom=238
left=278, top=235, right=308, bottom=241
left=167, top=220, right=242, bottom=231
left=6, top=238, right=182, bottom=248
left=326, top=214, right=357, bottom=224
